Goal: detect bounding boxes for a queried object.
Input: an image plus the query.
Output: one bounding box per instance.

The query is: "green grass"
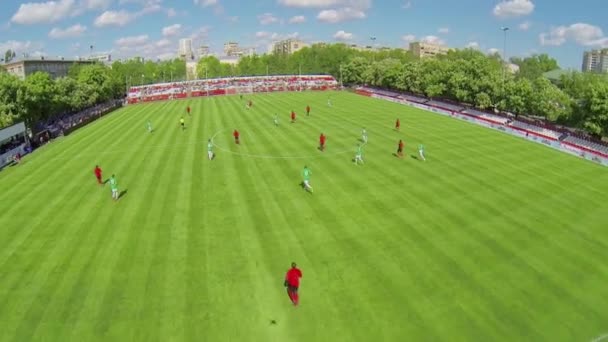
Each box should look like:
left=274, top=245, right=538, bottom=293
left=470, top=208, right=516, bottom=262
left=0, top=91, right=607, bottom=342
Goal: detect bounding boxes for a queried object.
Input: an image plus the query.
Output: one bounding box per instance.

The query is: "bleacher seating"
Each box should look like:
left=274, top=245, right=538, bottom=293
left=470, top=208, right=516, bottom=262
left=563, top=136, right=608, bottom=155
left=127, top=75, right=338, bottom=104
left=461, top=109, right=510, bottom=124
left=425, top=100, right=465, bottom=112
left=508, top=121, right=562, bottom=139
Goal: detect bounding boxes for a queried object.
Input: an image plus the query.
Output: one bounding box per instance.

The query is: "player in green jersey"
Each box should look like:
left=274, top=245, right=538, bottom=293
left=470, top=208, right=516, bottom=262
left=110, top=174, right=119, bottom=201
left=418, top=144, right=426, bottom=161
left=302, top=165, right=313, bottom=193
left=361, top=128, right=368, bottom=144
left=207, top=139, right=214, bottom=160
left=180, top=117, right=185, bottom=131
left=147, top=120, right=153, bottom=133
left=274, top=113, right=279, bottom=126
left=354, top=144, right=364, bottom=165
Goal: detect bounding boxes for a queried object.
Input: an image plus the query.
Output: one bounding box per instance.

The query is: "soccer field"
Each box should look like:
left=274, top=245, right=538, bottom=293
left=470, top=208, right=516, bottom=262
left=1, top=91, right=607, bottom=342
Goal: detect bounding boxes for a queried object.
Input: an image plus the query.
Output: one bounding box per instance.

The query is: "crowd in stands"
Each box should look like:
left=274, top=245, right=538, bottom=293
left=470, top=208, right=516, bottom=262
left=128, top=75, right=338, bottom=104
left=40, top=99, right=123, bottom=137
left=357, top=86, right=608, bottom=156
left=0, top=135, right=25, bottom=155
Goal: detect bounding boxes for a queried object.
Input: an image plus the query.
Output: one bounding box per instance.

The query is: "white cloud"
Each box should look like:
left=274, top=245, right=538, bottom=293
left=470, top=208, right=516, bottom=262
left=438, top=27, right=450, bottom=34
left=288, top=15, right=306, bottom=24
left=258, top=13, right=279, bottom=25
left=333, top=30, right=353, bottom=41
left=167, top=8, right=177, bottom=17
left=278, top=0, right=343, bottom=7
left=488, top=47, right=501, bottom=55
left=317, top=7, right=365, bottom=23
left=194, top=0, right=217, bottom=6
left=0, top=40, right=42, bottom=55
left=539, top=23, right=608, bottom=47
left=94, top=10, right=134, bottom=27
left=518, top=21, right=531, bottom=31
left=255, top=31, right=271, bottom=39
left=493, top=0, right=534, bottom=18
left=11, top=0, right=76, bottom=24
left=81, top=0, right=112, bottom=10
left=48, top=24, right=87, bottom=39
left=421, top=35, right=445, bottom=45
left=155, top=38, right=172, bottom=48
left=115, top=35, right=149, bottom=47
left=228, top=16, right=239, bottom=23
left=401, top=34, right=416, bottom=42
left=270, top=32, right=299, bottom=41
left=162, top=24, right=182, bottom=37
left=466, top=41, right=480, bottom=49
left=402, top=1, right=411, bottom=9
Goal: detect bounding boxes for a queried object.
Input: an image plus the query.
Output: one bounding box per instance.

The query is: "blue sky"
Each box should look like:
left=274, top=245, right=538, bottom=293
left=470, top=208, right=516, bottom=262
left=0, top=0, right=607, bottom=69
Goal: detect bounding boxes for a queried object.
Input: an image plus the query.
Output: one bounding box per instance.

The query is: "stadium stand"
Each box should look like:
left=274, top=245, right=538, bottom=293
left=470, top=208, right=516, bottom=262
left=461, top=109, right=510, bottom=124
left=508, top=121, right=562, bottom=139
left=563, top=136, right=608, bottom=155
left=128, top=75, right=338, bottom=104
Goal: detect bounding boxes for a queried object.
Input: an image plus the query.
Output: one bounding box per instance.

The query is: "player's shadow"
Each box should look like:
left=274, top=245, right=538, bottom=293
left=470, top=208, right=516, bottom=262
left=410, top=155, right=419, bottom=160
left=317, top=146, right=324, bottom=151
left=118, top=189, right=128, bottom=199
left=103, top=179, right=110, bottom=184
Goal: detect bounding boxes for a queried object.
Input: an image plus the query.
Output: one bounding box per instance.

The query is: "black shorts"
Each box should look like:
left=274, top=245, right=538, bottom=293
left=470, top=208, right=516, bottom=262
left=288, top=285, right=298, bottom=293
left=397, top=147, right=403, bottom=153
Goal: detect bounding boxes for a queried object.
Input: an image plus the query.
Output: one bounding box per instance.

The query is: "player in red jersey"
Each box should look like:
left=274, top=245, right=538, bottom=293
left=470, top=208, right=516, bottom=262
left=319, top=133, right=326, bottom=151
left=94, top=165, right=103, bottom=184
left=306, top=105, right=310, bottom=116
left=186, top=106, right=191, bottom=115
left=397, top=139, right=404, bottom=158
left=284, top=262, right=303, bottom=306
left=233, top=129, right=240, bottom=144
left=291, top=110, right=296, bottom=123
left=248, top=100, right=253, bottom=108
left=395, top=118, right=400, bottom=131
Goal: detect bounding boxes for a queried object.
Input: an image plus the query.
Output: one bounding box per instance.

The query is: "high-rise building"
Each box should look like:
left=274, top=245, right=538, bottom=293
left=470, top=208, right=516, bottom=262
left=178, top=38, right=194, bottom=60
left=582, top=49, right=608, bottom=73
left=224, top=42, right=240, bottom=57
left=272, top=39, right=309, bottom=55
left=409, top=42, right=449, bottom=58
left=197, top=45, right=210, bottom=58
left=1, top=58, right=95, bottom=79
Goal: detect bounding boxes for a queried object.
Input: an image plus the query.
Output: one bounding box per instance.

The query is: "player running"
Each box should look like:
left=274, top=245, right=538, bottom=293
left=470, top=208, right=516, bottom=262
left=418, top=144, right=426, bottom=161
left=180, top=117, right=185, bottom=131
left=207, top=139, right=214, bottom=160
left=395, top=118, right=400, bottom=131
left=274, top=114, right=279, bottom=126
left=302, top=165, right=313, bottom=193
left=306, top=105, right=311, bottom=116
left=284, top=262, right=303, bottom=306
left=94, top=165, right=103, bottom=185
left=109, top=174, right=119, bottom=201
left=354, top=144, right=364, bottom=165
left=319, top=133, right=326, bottom=151
left=186, top=106, right=191, bottom=116
left=397, top=139, right=404, bottom=158
left=362, top=128, right=368, bottom=144
left=147, top=120, right=153, bottom=133
left=233, top=129, right=240, bottom=144
left=291, top=110, right=296, bottom=123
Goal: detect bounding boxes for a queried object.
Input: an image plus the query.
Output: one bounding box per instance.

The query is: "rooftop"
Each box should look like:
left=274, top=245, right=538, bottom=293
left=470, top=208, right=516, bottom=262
left=2, top=58, right=95, bottom=66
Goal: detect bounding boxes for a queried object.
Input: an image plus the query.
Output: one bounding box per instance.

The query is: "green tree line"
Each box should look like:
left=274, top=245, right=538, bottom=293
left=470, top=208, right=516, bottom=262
left=1, top=43, right=608, bottom=136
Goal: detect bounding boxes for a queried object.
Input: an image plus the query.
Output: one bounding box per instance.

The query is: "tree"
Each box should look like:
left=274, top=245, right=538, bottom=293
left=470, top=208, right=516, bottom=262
left=4, top=49, right=16, bottom=63
left=196, top=56, right=221, bottom=79
left=510, top=54, right=559, bottom=80
left=17, top=72, right=56, bottom=125
left=0, top=72, right=22, bottom=127
left=527, top=77, right=571, bottom=120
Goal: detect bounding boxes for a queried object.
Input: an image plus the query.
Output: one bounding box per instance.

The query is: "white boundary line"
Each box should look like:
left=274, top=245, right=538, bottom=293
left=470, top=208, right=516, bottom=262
left=210, top=129, right=366, bottom=160
left=591, top=334, right=608, bottom=342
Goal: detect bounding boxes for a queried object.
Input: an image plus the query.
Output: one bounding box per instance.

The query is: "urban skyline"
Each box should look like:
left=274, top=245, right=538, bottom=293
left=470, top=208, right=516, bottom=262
left=0, top=0, right=607, bottom=69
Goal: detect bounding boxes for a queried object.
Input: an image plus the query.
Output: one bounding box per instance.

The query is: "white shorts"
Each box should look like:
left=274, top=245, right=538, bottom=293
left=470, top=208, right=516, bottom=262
left=304, top=180, right=310, bottom=187
left=208, top=151, right=213, bottom=158
left=112, top=189, right=118, bottom=194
